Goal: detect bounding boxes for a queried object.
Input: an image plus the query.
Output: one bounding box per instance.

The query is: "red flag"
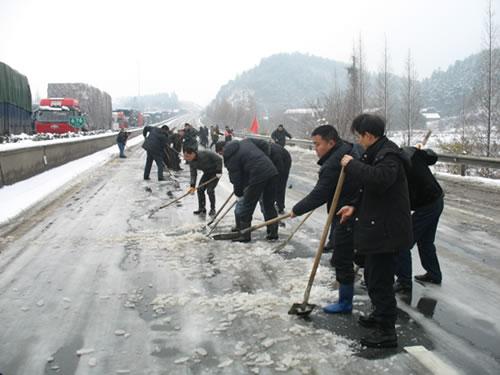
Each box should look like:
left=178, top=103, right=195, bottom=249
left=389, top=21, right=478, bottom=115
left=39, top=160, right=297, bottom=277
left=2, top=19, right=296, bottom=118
left=250, top=116, right=259, bottom=134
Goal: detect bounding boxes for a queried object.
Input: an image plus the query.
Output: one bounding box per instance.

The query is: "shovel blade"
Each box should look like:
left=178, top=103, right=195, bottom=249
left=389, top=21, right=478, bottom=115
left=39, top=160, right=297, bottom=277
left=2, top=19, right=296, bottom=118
left=211, top=231, right=241, bottom=241
left=288, top=302, right=316, bottom=316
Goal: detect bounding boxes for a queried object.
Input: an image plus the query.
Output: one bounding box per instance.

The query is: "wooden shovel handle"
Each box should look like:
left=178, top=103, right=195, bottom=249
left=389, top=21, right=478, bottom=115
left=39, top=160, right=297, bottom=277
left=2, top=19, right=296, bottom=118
left=302, top=167, right=346, bottom=304
left=158, top=175, right=218, bottom=210
left=241, top=212, right=292, bottom=233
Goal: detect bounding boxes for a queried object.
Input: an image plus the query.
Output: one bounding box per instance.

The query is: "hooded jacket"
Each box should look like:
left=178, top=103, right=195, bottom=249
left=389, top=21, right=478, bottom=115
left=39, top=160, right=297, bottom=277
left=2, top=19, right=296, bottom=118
left=402, top=147, right=443, bottom=210
left=345, top=136, right=413, bottom=254
left=142, top=126, right=169, bottom=157
left=189, top=150, right=223, bottom=187
left=223, top=139, right=278, bottom=197
left=249, top=138, right=291, bottom=178
left=292, top=140, right=358, bottom=216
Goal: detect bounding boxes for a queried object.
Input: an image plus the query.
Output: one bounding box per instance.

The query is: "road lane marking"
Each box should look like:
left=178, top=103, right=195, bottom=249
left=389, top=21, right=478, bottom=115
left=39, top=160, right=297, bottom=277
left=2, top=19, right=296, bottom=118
left=404, top=345, right=460, bottom=375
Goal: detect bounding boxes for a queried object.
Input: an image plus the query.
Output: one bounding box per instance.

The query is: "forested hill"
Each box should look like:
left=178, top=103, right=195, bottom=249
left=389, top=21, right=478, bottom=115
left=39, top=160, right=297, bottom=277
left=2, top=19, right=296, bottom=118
left=212, top=50, right=494, bottom=119
left=421, top=51, right=488, bottom=116
left=215, top=53, right=349, bottom=113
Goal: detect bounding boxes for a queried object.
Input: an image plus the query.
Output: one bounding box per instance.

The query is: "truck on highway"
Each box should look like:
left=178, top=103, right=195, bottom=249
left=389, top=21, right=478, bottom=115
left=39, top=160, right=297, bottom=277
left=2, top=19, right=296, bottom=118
left=35, top=98, right=86, bottom=133
left=37, top=83, right=112, bottom=133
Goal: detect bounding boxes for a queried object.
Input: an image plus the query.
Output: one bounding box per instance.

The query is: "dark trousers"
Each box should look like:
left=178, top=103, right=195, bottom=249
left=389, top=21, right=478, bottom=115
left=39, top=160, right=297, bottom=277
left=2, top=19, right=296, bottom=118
left=396, top=196, right=444, bottom=284
left=197, top=173, right=219, bottom=210
left=365, top=252, right=397, bottom=327
left=331, top=219, right=355, bottom=284
left=117, top=142, right=125, bottom=157
left=275, top=171, right=289, bottom=213
left=209, top=137, right=219, bottom=149
left=235, top=178, right=277, bottom=225
left=144, top=152, right=164, bottom=180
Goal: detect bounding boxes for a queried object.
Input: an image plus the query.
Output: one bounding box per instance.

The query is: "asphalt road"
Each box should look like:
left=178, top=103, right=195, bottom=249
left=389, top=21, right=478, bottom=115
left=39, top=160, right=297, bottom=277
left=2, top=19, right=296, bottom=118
left=0, top=118, right=499, bottom=374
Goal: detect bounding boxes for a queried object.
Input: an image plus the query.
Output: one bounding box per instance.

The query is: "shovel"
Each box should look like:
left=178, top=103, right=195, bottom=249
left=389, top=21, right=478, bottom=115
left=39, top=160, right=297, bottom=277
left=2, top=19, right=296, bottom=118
left=289, top=167, right=346, bottom=317
left=272, top=209, right=315, bottom=254
left=149, top=176, right=218, bottom=217
left=212, top=212, right=292, bottom=240
left=207, top=199, right=238, bottom=236
left=207, top=192, right=235, bottom=226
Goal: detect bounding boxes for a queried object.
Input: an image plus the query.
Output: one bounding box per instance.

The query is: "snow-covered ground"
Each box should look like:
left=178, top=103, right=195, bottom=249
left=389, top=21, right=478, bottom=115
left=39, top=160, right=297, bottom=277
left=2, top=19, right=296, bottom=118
left=0, top=117, right=499, bottom=374
left=0, top=130, right=121, bottom=152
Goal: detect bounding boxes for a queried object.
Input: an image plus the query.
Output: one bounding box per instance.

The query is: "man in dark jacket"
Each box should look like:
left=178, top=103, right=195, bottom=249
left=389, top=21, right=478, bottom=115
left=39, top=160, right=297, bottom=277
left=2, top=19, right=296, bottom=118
left=199, top=126, right=209, bottom=148
left=142, top=125, right=169, bottom=181
left=224, top=126, right=234, bottom=142
left=209, top=125, right=222, bottom=149
left=182, top=123, right=199, bottom=151
left=248, top=138, right=292, bottom=215
left=116, top=128, right=129, bottom=158
left=183, top=147, right=223, bottom=216
left=163, top=129, right=182, bottom=171
left=394, top=145, right=444, bottom=292
left=271, top=124, right=292, bottom=147
left=216, top=140, right=279, bottom=242
left=290, top=125, right=359, bottom=314
left=338, top=114, right=412, bottom=349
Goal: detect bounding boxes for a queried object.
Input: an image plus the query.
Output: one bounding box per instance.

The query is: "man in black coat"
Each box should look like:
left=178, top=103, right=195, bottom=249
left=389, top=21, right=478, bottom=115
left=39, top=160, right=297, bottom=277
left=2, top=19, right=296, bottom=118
left=216, top=140, right=279, bottom=242
left=271, top=124, right=292, bottom=147
left=183, top=147, right=223, bottom=216
left=142, top=125, right=169, bottom=181
left=338, top=114, right=412, bottom=349
left=394, top=145, right=444, bottom=292
left=182, top=123, right=199, bottom=151
left=248, top=138, right=292, bottom=215
left=199, top=126, right=209, bottom=148
left=116, top=128, right=129, bottom=158
left=209, top=125, right=222, bottom=149
left=290, top=125, right=359, bottom=314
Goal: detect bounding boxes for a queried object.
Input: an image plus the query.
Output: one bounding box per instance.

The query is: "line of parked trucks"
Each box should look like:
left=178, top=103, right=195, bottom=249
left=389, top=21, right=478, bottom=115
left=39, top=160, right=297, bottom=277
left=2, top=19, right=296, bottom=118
left=1, top=61, right=175, bottom=138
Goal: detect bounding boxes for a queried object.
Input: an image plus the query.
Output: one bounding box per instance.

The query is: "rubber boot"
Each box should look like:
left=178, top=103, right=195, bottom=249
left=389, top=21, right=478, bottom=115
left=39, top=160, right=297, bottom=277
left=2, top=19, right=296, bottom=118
left=231, top=217, right=241, bottom=232
left=194, top=192, right=206, bottom=214
left=208, top=190, right=216, bottom=216
left=361, top=323, right=397, bottom=348
left=266, top=223, right=279, bottom=241
left=323, top=283, right=354, bottom=314
left=233, top=221, right=251, bottom=242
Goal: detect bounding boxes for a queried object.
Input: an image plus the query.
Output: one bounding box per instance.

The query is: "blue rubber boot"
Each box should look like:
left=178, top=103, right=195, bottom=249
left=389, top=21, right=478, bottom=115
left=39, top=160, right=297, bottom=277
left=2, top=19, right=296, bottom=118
left=323, top=283, right=354, bottom=314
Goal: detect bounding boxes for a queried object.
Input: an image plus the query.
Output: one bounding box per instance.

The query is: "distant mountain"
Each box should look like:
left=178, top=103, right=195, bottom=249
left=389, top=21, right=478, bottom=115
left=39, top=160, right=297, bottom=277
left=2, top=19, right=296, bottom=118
left=214, top=53, right=349, bottom=114
left=421, top=51, right=489, bottom=116
left=209, top=50, right=494, bottom=127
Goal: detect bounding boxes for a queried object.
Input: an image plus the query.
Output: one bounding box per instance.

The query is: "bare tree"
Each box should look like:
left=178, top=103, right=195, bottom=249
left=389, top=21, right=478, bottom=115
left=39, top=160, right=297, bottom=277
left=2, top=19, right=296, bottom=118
left=400, top=49, right=422, bottom=146
left=318, top=70, right=352, bottom=138
left=346, top=49, right=361, bottom=122
left=476, top=0, right=499, bottom=157
left=374, top=36, right=394, bottom=131
left=357, top=33, right=370, bottom=112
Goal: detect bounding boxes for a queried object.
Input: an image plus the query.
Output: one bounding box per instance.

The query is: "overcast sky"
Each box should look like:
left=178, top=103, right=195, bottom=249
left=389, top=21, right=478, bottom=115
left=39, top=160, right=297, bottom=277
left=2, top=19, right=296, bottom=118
left=1, top=0, right=498, bottom=106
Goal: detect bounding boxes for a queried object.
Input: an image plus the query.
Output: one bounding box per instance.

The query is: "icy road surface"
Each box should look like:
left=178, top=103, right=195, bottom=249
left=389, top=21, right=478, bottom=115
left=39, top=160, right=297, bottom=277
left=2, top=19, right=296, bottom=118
left=0, top=119, right=499, bottom=374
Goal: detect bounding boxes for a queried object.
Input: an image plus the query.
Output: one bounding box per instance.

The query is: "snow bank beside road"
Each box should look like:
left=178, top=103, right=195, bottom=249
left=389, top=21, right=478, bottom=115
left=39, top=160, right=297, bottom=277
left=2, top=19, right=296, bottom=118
left=0, top=135, right=144, bottom=227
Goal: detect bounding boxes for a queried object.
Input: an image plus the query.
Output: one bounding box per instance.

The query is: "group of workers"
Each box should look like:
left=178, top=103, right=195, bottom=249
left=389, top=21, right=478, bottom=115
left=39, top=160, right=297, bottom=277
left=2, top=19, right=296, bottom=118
left=132, top=116, right=443, bottom=350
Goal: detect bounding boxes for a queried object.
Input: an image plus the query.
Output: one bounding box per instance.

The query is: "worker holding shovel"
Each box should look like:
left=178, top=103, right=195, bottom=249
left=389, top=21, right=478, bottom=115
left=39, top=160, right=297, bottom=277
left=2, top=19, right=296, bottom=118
left=216, top=140, right=279, bottom=242
left=183, top=147, right=223, bottom=216
left=290, top=125, right=360, bottom=314
left=338, top=114, right=412, bottom=349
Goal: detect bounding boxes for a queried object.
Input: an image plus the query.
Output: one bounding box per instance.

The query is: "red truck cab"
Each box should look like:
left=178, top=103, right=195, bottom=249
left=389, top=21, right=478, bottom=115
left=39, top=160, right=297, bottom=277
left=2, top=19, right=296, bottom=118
left=35, top=98, right=86, bottom=133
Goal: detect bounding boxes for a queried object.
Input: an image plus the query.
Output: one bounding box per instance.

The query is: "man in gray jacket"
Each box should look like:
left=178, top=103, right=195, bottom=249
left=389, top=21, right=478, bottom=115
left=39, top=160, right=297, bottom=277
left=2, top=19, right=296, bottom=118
left=183, top=147, right=223, bottom=216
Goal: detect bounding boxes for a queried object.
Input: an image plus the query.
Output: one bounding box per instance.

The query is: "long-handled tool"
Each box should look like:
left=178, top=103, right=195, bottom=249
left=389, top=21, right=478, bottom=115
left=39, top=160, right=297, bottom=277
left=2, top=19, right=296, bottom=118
left=207, top=192, right=234, bottom=226
left=272, top=209, right=315, bottom=254
left=212, top=212, right=292, bottom=240
left=289, top=167, right=346, bottom=317
left=149, top=176, right=218, bottom=217
left=207, top=199, right=237, bottom=236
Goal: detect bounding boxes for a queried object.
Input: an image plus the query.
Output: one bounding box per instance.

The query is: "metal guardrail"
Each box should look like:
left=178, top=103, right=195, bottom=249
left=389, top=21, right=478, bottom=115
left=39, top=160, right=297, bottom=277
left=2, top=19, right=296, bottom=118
left=239, top=133, right=500, bottom=170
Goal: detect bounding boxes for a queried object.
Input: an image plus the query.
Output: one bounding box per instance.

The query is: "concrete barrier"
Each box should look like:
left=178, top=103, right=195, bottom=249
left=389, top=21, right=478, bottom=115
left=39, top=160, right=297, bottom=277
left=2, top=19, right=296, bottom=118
left=0, top=128, right=143, bottom=187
